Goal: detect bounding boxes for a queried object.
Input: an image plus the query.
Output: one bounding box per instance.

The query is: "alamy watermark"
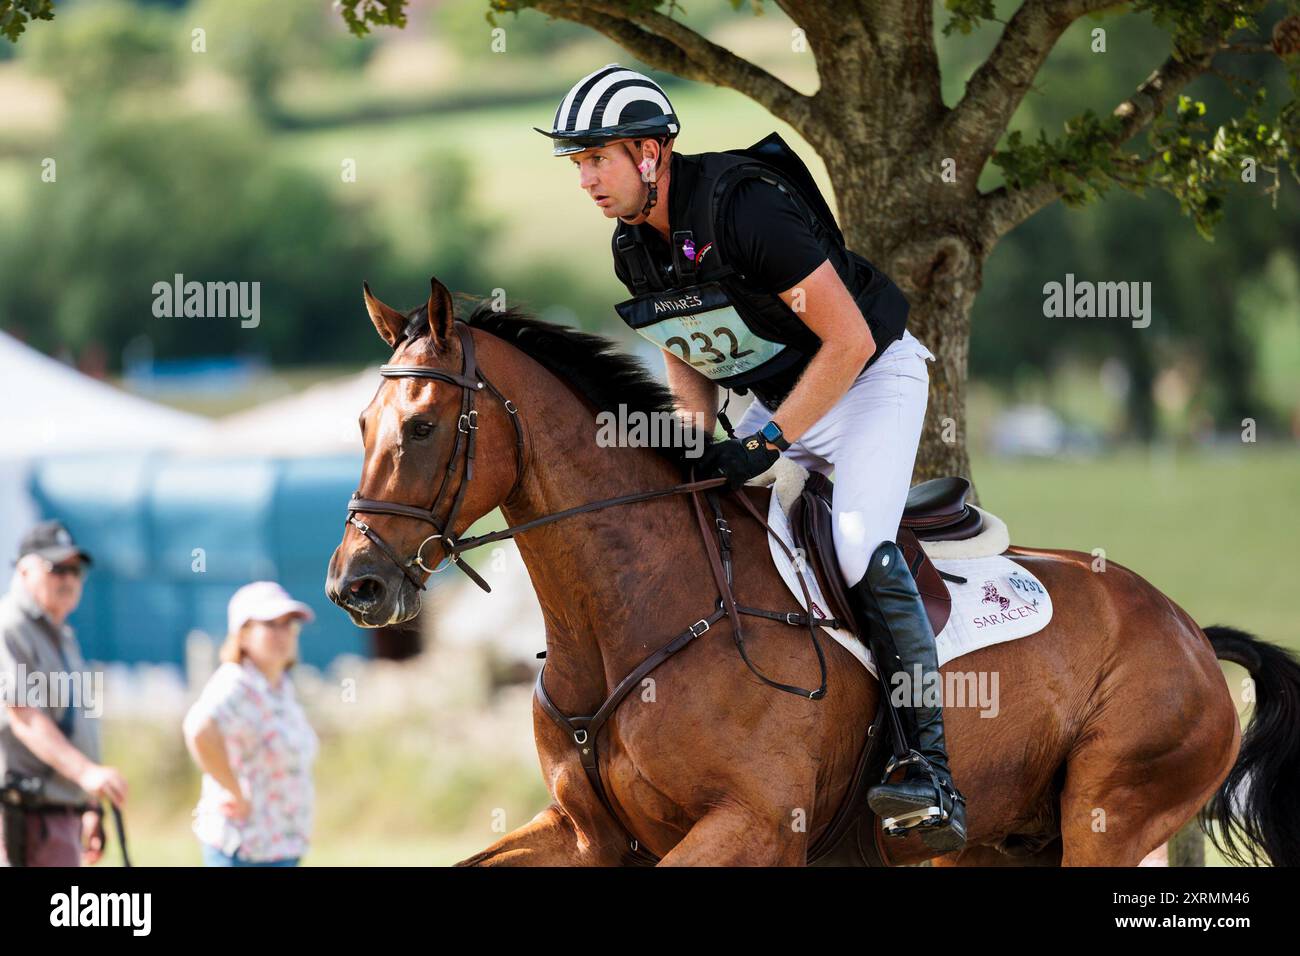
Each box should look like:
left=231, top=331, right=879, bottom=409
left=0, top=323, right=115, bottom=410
left=1042, top=273, right=1151, bottom=328
left=0, top=664, right=103, bottom=718
left=50, top=886, right=150, bottom=936
left=152, top=273, right=260, bottom=328
left=595, top=404, right=707, bottom=459
left=887, top=665, right=1000, bottom=718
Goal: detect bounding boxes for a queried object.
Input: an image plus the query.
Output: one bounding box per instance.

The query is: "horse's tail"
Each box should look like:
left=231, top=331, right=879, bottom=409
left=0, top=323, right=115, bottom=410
left=1199, top=624, right=1300, bottom=866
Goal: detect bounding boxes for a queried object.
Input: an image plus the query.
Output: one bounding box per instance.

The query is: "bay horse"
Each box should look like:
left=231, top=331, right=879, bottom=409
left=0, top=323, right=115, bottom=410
left=326, top=278, right=1300, bottom=867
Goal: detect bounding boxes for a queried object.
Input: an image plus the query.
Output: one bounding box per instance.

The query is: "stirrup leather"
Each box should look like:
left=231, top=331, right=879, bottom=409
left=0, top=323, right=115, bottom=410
left=875, top=750, right=967, bottom=837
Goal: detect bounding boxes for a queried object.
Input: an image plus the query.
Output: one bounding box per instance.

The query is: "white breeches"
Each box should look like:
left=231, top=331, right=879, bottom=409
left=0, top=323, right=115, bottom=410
left=733, top=328, right=935, bottom=586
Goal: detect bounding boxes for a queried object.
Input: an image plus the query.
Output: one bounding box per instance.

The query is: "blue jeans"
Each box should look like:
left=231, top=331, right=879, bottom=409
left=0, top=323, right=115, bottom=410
left=201, top=843, right=300, bottom=867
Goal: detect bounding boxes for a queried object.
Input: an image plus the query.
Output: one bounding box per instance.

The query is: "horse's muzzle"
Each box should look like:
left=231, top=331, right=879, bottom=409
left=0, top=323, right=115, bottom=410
left=327, top=554, right=420, bottom=628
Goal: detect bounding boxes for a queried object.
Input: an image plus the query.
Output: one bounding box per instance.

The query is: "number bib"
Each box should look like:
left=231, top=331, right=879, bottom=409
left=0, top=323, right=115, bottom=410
left=615, top=282, right=788, bottom=382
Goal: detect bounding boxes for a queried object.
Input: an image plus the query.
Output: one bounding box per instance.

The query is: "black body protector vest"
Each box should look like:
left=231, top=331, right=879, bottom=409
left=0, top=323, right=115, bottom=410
left=612, top=132, right=910, bottom=409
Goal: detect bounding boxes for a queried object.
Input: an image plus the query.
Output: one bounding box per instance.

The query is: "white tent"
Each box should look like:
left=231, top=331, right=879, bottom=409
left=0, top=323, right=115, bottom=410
left=0, top=331, right=213, bottom=457
left=178, top=367, right=379, bottom=458
left=0, top=330, right=213, bottom=561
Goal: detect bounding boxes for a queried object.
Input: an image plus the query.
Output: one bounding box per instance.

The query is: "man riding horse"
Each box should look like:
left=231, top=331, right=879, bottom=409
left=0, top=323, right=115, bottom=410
left=535, top=64, right=966, bottom=852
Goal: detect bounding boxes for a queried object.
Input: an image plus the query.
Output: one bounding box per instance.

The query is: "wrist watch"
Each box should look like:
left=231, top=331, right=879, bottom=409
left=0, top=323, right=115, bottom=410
left=759, top=419, right=790, bottom=451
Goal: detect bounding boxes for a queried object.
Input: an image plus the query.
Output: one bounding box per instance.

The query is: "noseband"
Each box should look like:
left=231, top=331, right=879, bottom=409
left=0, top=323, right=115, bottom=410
left=346, top=321, right=524, bottom=594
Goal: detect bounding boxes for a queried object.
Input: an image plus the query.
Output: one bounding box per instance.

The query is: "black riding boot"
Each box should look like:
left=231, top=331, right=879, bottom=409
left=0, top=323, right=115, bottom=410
left=849, top=540, right=967, bottom=853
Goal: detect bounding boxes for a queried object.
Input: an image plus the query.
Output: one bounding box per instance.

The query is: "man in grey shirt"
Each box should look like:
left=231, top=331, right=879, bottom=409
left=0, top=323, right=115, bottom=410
left=0, top=521, right=127, bottom=866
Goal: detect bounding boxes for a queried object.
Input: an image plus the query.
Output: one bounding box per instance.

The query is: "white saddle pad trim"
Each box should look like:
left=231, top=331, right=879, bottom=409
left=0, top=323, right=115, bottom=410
left=750, top=459, right=1053, bottom=678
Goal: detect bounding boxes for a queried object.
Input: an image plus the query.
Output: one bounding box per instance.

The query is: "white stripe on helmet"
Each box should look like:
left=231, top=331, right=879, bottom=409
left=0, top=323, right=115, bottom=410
left=572, top=70, right=645, bottom=133
left=554, top=63, right=621, bottom=134
left=599, top=85, right=672, bottom=129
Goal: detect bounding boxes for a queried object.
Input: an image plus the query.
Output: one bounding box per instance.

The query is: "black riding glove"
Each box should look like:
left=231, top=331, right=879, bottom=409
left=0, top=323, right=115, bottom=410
left=697, top=433, right=781, bottom=489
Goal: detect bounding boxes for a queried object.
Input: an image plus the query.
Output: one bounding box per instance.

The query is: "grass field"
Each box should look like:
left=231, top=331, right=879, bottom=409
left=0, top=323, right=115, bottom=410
left=974, top=445, right=1299, bottom=644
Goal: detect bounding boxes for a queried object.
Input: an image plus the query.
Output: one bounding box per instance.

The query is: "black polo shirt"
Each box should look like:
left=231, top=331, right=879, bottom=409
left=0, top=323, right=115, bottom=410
left=612, top=151, right=828, bottom=298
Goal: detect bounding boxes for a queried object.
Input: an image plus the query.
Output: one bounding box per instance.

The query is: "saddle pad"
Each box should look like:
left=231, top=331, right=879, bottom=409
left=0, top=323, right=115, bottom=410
left=763, top=490, right=1054, bottom=679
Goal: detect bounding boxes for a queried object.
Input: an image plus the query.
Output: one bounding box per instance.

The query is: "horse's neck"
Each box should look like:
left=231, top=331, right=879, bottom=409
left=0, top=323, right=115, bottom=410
left=496, top=356, right=704, bottom=712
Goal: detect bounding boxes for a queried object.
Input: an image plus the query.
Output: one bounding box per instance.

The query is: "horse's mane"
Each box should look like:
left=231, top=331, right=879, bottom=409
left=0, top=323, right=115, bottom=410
left=401, top=300, right=703, bottom=472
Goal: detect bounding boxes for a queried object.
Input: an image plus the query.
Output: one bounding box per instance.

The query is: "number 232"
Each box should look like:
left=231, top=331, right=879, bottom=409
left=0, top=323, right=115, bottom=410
left=665, top=327, right=753, bottom=366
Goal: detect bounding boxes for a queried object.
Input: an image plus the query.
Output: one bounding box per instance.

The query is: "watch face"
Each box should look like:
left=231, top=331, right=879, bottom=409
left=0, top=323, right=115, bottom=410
left=762, top=422, right=780, bottom=441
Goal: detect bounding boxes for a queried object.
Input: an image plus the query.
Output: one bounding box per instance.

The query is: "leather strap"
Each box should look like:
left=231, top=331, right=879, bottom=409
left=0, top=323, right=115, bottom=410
left=806, top=700, right=888, bottom=862
left=534, top=603, right=726, bottom=866
left=346, top=512, right=427, bottom=592
left=445, top=478, right=730, bottom=555
left=614, top=229, right=658, bottom=294
left=532, top=481, right=841, bottom=863
left=727, top=487, right=829, bottom=700
left=735, top=604, right=842, bottom=629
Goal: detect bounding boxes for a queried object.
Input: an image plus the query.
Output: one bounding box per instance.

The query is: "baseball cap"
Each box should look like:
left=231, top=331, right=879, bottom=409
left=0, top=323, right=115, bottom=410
left=17, top=520, right=93, bottom=567
left=227, top=581, right=315, bottom=635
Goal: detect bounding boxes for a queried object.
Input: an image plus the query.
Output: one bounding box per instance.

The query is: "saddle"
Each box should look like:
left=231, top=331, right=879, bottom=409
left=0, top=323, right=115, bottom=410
left=788, top=473, right=982, bottom=640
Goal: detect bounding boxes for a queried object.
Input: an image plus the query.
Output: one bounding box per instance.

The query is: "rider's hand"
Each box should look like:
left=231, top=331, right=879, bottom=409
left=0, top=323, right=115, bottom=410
left=697, top=433, right=781, bottom=489
left=78, top=764, right=128, bottom=808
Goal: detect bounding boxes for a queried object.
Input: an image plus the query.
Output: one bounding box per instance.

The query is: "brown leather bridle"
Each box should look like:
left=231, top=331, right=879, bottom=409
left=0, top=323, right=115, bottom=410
left=346, top=322, right=523, bottom=594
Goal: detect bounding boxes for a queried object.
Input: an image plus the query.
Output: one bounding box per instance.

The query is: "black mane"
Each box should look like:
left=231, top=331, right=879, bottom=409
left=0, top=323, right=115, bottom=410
left=401, top=299, right=704, bottom=471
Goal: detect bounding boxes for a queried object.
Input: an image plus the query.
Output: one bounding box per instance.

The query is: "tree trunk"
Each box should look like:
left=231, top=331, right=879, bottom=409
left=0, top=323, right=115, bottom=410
left=821, top=136, right=985, bottom=497
left=889, top=233, right=983, bottom=492
left=908, top=284, right=979, bottom=494
left=848, top=223, right=984, bottom=495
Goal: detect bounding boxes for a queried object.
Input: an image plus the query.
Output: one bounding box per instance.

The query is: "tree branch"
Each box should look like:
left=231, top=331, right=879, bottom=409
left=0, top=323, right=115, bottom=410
left=976, top=179, right=1061, bottom=243
left=1110, top=35, right=1220, bottom=142
left=891, top=0, right=943, bottom=87
left=534, top=1, right=815, bottom=129
left=770, top=0, right=807, bottom=24
left=939, top=0, right=1118, bottom=178
left=978, top=26, right=1225, bottom=244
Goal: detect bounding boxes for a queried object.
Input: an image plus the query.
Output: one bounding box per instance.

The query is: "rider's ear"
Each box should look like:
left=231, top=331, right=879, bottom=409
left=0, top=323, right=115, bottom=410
left=426, top=277, right=455, bottom=354
left=363, top=281, right=407, bottom=348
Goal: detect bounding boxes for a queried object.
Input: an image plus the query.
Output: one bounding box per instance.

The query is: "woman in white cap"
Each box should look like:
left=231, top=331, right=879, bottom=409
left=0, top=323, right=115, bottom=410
left=182, top=582, right=319, bottom=867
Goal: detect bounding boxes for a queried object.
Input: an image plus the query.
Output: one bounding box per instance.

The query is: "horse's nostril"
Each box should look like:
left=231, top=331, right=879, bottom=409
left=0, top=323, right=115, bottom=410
left=345, top=575, right=386, bottom=608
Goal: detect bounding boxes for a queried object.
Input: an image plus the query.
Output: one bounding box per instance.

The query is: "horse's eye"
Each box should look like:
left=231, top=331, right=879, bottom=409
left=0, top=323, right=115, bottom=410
left=410, top=421, right=434, bottom=440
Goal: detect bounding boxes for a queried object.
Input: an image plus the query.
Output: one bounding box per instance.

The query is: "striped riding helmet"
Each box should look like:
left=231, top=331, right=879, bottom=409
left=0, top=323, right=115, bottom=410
left=535, top=64, right=680, bottom=156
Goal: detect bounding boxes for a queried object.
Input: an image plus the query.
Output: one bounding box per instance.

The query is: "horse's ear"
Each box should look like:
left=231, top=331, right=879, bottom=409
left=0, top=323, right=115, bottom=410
left=363, top=281, right=407, bottom=348
left=426, top=277, right=455, bottom=353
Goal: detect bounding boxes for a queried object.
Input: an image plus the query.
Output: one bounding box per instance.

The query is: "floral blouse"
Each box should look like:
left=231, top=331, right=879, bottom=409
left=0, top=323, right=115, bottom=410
left=183, top=660, right=319, bottom=862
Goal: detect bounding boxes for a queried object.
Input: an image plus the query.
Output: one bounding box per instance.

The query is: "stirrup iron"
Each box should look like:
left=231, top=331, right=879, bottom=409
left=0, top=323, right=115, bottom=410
left=875, top=750, right=966, bottom=837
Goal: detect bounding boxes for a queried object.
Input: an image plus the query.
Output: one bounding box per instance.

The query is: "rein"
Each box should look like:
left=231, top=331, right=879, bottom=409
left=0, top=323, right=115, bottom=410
left=346, top=318, right=842, bottom=863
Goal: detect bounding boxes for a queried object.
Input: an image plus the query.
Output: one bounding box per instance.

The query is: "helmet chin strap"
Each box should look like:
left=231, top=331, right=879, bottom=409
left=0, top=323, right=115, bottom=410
left=617, top=138, right=669, bottom=226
